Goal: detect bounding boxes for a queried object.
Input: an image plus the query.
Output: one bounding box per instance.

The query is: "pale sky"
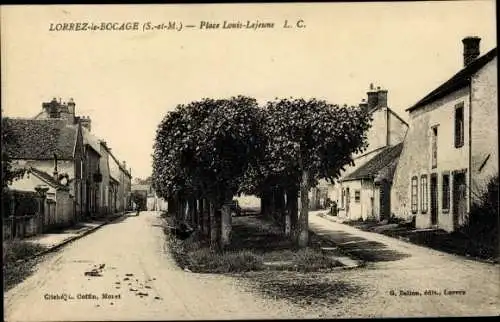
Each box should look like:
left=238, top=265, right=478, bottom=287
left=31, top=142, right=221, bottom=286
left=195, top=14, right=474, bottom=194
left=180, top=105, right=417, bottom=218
left=1, top=2, right=496, bottom=179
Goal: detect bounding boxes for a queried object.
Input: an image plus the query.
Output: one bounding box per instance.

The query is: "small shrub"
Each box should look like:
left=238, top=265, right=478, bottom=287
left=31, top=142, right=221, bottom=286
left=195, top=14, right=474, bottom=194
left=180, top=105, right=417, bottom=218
left=3, top=240, right=46, bottom=264
left=293, top=248, right=341, bottom=272
left=187, top=248, right=264, bottom=273
left=458, top=175, right=499, bottom=259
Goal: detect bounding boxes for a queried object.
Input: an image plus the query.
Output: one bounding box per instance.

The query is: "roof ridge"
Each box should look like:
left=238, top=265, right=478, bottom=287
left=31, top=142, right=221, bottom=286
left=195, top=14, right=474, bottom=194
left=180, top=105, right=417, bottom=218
left=407, top=47, right=497, bottom=112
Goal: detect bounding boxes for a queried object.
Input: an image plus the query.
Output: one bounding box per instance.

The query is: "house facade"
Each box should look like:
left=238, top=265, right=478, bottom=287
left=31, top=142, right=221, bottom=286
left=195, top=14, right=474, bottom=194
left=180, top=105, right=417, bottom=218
left=98, top=141, right=112, bottom=216
left=80, top=125, right=105, bottom=219
left=5, top=117, right=85, bottom=227
left=328, top=85, right=408, bottom=221
left=391, top=37, right=498, bottom=232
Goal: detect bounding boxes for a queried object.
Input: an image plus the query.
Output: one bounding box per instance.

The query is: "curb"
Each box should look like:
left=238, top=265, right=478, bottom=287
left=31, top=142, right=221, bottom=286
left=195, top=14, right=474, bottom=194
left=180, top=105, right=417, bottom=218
left=20, top=213, right=127, bottom=262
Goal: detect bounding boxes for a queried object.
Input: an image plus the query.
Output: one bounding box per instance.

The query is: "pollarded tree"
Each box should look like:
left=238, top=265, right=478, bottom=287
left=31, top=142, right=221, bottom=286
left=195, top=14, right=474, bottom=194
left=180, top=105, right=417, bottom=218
left=264, top=98, right=372, bottom=247
left=153, top=96, right=262, bottom=248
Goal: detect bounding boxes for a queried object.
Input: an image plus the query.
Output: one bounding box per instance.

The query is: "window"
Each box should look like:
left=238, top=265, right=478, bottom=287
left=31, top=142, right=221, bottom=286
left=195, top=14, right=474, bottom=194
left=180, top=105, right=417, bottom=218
left=354, top=190, right=361, bottom=203
left=411, top=176, right=418, bottom=214
left=442, top=174, right=450, bottom=212
left=341, top=189, right=345, bottom=208
left=455, top=103, right=464, bottom=148
left=431, top=126, right=438, bottom=168
left=420, top=175, right=428, bottom=213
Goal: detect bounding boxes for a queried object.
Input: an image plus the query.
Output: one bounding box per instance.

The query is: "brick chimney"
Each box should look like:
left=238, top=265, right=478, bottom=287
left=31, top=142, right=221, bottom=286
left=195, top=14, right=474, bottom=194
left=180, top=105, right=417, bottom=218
left=80, top=116, right=91, bottom=132
left=359, top=99, right=368, bottom=112
left=42, top=98, right=61, bottom=119
left=67, top=98, right=76, bottom=123
left=377, top=87, right=388, bottom=108
left=367, top=83, right=378, bottom=110
left=462, top=36, right=481, bottom=67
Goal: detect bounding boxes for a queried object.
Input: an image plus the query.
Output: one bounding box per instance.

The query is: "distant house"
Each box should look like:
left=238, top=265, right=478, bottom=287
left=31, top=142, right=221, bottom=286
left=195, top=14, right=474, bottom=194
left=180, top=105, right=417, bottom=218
left=327, top=85, right=408, bottom=220
left=108, top=152, right=132, bottom=212
left=391, top=37, right=498, bottom=231
left=339, top=143, right=403, bottom=221
left=131, top=184, right=168, bottom=211
left=5, top=118, right=85, bottom=227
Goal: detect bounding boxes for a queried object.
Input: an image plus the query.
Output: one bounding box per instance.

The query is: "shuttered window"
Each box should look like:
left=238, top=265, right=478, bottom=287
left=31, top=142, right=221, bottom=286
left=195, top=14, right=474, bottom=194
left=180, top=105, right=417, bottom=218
left=411, top=176, right=418, bottom=214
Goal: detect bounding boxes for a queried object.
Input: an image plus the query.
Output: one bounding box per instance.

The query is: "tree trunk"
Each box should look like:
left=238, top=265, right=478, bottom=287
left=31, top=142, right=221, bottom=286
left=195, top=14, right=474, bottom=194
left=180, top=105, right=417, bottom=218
left=274, top=187, right=285, bottom=227
left=297, top=169, right=310, bottom=248
left=202, top=198, right=209, bottom=238
left=220, top=204, right=232, bottom=248
left=209, top=199, right=218, bottom=249
left=285, top=188, right=298, bottom=238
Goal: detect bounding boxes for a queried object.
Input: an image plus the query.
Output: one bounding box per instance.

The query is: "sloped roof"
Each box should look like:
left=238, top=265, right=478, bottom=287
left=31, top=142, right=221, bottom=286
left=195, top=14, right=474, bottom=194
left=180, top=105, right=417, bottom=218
left=407, top=47, right=497, bottom=112
left=28, top=167, right=68, bottom=190
left=342, top=143, right=403, bottom=182
left=82, top=126, right=102, bottom=156
left=4, top=119, right=77, bottom=160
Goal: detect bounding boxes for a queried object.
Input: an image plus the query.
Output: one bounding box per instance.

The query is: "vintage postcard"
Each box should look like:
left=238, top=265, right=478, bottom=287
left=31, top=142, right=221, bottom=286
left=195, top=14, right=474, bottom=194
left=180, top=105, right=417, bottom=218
left=1, top=1, right=498, bottom=320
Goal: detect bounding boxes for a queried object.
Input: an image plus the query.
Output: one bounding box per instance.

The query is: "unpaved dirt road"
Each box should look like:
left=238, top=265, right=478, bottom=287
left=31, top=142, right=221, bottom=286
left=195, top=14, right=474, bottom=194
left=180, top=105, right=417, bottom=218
left=4, top=212, right=300, bottom=321
left=308, top=213, right=500, bottom=317
left=4, top=211, right=499, bottom=320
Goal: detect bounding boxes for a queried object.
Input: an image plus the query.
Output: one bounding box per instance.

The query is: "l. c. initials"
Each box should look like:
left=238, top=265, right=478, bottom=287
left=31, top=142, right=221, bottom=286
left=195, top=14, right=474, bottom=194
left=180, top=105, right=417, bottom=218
left=283, top=19, right=306, bottom=29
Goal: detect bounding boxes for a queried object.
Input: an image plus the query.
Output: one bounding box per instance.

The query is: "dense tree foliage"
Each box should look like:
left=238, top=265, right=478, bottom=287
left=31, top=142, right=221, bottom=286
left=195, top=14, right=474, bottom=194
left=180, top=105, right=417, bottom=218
left=2, top=117, right=25, bottom=194
left=152, top=96, right=371, bottom=248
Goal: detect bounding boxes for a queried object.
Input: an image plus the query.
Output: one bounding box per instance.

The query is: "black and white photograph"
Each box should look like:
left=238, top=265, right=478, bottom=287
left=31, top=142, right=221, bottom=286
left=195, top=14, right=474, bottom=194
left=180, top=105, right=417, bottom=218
left=1, top=1, right=498, bottom=320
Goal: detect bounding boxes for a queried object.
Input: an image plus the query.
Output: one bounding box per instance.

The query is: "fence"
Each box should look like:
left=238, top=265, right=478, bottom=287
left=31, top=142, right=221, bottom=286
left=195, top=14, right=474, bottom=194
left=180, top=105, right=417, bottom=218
left=2, top=190, right=43, bottom=241
left=3, top=215, right=41, bottom=240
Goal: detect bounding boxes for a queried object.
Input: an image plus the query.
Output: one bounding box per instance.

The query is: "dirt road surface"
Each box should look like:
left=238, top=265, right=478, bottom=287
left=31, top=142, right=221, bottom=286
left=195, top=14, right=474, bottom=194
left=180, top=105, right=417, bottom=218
left=308, top=213, right=500, bottom=317
left=4, top=212, right=301, bottom=321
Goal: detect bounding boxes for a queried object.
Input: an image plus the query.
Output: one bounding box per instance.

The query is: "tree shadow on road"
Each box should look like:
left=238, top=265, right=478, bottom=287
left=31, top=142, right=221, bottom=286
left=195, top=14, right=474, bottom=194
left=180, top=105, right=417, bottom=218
left=311, top=227, right=411, bottom=263
left=242, top=270, right=365, bottom=306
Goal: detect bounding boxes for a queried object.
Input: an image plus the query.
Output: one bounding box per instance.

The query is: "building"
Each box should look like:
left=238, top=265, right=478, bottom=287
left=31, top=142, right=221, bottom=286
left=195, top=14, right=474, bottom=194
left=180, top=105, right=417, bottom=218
left=328, top=85, right=408, bottom=220
left=5, top=118, right=85, bottom=226
left=391, top=37, right=498, bottom=231
left=81, top=126, right=103, bottom=219
left=98, top=141, right=112, bottom=216
left=10, top=167, right=73, bottom=230
left=108, top=152, right=132, bottom=212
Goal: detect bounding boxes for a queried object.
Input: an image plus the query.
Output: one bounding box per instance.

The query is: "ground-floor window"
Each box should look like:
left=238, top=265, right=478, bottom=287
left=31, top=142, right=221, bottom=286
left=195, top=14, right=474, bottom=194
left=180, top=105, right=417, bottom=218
left=354, top=190, right=361, bottom=203
left=442, top=173, right=450, bottom=212
left=420, top=175, right=428, bottom=213
left=411, top=176, right=418, bottom=214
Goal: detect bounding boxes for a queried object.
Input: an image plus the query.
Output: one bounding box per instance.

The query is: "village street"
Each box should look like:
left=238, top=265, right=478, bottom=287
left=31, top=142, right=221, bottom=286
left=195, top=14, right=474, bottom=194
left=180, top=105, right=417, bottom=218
left=4, top=210, right=499, bottom=320
left=3, top=211, right=301, bottom=321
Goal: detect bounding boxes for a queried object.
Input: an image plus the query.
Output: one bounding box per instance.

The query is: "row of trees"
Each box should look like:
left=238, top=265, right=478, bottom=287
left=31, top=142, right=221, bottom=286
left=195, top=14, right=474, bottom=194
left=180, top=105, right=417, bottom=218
left=152, top=96, right=372, bottom=249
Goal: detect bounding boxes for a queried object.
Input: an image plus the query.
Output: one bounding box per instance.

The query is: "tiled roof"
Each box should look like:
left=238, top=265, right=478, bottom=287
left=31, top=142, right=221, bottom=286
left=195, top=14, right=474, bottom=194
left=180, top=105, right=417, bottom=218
left=4, top=119, right=77, bottom=160
left=407, top=47, right=497, bottom=112
left=28, top=167, right=68, bottom=190
left=342, top=143, right=403, bottom=182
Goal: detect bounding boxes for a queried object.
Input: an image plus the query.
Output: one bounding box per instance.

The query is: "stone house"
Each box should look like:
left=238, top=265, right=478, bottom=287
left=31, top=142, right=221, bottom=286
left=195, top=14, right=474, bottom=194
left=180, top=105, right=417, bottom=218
left=98, top=141, right=112, bottom=216
left=10, top=167, right=73, bottom=230
left=391, top=37, right=498, bottom=232
left=108, top=151, right=132, bottom=212
left=328, top=85, right=408, bottom=220
left=81, top=125, right=103, bottom=219
left=5, top=117, right=85, bottom=226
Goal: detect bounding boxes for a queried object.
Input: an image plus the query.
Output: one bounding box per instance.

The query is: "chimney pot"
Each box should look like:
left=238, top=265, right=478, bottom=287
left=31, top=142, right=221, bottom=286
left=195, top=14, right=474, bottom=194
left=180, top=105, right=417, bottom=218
left=377, top=88, right=388, bottom=108
left=462, top=36, right=481, bottom=67
left=367, top=84, right=378, bottom=110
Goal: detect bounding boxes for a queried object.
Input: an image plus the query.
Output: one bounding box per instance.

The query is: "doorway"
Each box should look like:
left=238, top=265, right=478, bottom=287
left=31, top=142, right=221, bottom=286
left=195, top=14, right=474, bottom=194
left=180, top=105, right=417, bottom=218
left=453, top=171, right=467, bottom=229
left=430, top=174, right=438, bottom=225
